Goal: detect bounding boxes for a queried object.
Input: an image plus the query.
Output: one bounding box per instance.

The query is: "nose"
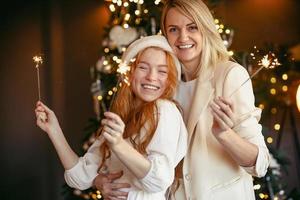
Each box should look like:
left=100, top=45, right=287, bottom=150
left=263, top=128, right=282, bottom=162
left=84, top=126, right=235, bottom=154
left=178, top=29, right=189, bottom=42
left=146, top=68, right=157, bottom=81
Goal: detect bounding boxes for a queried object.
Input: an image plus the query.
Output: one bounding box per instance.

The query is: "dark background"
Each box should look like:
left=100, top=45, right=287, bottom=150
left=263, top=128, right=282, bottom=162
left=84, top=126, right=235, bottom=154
left=0, top=0, right=299, bottom=199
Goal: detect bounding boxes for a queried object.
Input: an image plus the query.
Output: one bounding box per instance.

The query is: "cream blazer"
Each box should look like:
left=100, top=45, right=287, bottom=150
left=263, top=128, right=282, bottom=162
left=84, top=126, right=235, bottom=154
left=174, top=61, right=270, bottom=200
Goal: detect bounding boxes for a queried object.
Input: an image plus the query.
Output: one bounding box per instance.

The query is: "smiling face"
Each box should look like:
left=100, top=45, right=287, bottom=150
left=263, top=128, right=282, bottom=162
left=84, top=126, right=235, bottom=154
left=165, top=7, right=203, bottom=75
left=131, top=47, right=169, bottom=103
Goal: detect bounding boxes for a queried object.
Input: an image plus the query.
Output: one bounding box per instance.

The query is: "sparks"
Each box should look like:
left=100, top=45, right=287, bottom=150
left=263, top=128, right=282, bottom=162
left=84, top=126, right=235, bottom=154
left=33, top=55, right=43, bottom=67
left=117, top=62, right=130, bottom=75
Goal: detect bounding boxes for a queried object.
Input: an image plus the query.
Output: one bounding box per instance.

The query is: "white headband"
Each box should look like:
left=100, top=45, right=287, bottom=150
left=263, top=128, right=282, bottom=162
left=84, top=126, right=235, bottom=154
left=121, top=35, right=181, bottom=80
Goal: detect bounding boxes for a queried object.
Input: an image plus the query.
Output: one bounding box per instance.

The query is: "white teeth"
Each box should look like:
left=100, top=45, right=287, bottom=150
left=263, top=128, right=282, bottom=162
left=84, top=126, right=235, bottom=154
left=178, top=44, right=193, bottom=49
left=142, top=84, right=159, bottom=90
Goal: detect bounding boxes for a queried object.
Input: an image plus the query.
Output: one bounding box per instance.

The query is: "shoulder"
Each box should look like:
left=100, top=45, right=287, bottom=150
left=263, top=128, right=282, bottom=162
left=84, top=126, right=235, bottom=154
left=215, top=61, right=249, bottom=82
left=156, top=99, right=180, bottom=113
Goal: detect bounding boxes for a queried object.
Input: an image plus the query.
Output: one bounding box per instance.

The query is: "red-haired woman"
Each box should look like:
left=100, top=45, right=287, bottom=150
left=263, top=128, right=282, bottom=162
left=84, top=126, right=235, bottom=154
left=35, top=35, right=187, bottom=200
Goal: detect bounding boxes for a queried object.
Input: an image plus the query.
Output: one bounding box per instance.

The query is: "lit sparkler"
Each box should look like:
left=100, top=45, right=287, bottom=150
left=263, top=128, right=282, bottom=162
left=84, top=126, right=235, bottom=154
left=33, top=55, right=47, bottom=122
left=33, top=55, right=43, bottom=101
left=228, top=53, right=281, bottom=98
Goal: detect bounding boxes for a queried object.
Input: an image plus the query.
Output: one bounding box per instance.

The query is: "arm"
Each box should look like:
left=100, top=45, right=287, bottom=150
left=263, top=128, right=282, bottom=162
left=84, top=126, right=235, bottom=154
left=101, top=112, right=151, bottom=179
left=210, top=65, right=270, bottom=177
left=93, top=171, right=130, bottom=200
left=210, top=97, right=258, bottom=167
left=35, top=101, right=78, bottom=170
left=36, top=101, right=103, bottom=190
left=102, top=101, right=188, bottom=192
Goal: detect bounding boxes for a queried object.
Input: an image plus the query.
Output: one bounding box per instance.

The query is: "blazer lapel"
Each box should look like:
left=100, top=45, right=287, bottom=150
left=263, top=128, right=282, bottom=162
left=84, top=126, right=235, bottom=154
left=186, top=69, right=215, bottom=137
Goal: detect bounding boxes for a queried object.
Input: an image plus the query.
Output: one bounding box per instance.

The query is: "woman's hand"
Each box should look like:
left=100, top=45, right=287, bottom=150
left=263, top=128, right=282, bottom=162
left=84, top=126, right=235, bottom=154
left=210, top=96, right=236, bottom=138
left=93, top=171, right=130, bottom=200
left=101, top=112, right=125, bottom=147
left=35, top=101, right=61, bottom=135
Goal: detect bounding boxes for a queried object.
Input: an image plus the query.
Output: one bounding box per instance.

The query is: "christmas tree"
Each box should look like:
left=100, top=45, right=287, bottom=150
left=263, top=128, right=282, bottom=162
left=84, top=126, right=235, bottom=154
left=63, top=0, right=300, bottom=199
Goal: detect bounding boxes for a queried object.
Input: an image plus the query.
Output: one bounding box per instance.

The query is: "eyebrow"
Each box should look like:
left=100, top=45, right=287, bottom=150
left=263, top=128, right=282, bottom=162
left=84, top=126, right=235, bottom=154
left=139, top=61, right=168, bottom=68
left=167, top=22, right=196, bottom=28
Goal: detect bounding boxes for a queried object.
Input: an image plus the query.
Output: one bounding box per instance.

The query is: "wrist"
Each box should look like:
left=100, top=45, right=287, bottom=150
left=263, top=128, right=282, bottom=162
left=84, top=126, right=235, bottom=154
left=111, top=138, right=126, bottom=152
left=215, top=128, right=233, bottom=143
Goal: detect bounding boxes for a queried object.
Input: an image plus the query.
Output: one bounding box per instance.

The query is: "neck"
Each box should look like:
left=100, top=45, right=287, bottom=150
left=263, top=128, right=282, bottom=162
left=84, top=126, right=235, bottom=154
left=182, top=62, right=198, bottom=81
left=181, top=57, right=201, bottom=81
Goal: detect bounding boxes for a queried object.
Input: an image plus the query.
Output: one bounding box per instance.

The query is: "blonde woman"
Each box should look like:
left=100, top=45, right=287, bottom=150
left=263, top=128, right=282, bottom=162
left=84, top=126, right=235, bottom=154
left=35, top=35, right=187, bottom=200
left=94, top=0, right=270, bottom=199
left=159, top=0, right=270, bottom=199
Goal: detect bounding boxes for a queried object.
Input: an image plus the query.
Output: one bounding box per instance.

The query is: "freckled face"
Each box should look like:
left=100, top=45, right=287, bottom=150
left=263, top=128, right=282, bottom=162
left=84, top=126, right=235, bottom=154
left=131, top=48, right=169, bottom=102
left=165, top=8, right=203, bottom=70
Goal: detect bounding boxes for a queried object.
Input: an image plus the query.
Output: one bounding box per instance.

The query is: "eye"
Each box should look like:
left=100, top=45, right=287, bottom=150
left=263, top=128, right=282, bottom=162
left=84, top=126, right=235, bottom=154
left=159, top=70, right=168, bottom=74
left=168, top=27, right=177, bottom=33
left=137, top=64, right=148, bottom=70
left=188, top=25, right=198, bottom=32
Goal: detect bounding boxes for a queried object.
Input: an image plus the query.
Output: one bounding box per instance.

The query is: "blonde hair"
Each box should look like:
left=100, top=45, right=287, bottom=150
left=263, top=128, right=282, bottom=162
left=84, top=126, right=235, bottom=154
left=161, top=0, right=230, bottom=76
left=99, top=47, right=178, bottom=169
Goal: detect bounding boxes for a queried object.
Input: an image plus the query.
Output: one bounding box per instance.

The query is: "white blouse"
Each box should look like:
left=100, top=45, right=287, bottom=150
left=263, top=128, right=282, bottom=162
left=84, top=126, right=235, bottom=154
left=64, top=99, right=188, bottom=200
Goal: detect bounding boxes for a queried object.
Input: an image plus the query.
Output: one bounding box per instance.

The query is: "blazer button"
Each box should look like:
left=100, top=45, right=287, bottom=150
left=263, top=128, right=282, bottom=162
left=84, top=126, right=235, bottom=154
left=185, top=174, right=191, bottom=181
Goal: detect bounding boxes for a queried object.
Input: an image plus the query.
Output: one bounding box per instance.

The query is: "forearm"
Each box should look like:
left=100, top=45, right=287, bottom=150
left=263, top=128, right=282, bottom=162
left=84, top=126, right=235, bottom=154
left=216, top=129, right=258, bottom=167
left=48, top=128, right=79, bottom=170
left=111, top=139, right=151, bottom=179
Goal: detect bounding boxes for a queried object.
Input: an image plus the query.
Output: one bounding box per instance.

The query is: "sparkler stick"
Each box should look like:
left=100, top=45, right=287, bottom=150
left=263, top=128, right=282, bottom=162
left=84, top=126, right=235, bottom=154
left=228, top=54, right=281, bottom=98
left=33, top=55, right=43, bottom=101
left=33, top=55, right=47, bottom=122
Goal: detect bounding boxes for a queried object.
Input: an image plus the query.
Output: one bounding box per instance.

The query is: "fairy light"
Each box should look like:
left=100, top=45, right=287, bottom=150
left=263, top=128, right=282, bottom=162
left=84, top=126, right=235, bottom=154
left=124, top=13, right=131, bottom=21
left=282, top=85, right=288, bottom=92
left=123, top=2, right=129, bottom=7
left=254, top=184, right=261, bottom=190
left=267, top=137, right=273, bottom=144
left=154, top=0, right=161, bottom=5
left=112, top=56, right=118, bottom=61
left=117, top=0, right=122, bottom=6
left=109, top=4, right=116, bottom=12
left=135, top=10, right=141, bottom=15
left=123, top=23, right=129, bottom=28
left=144, top=9, right=148, bottom=14
left=270, top=77, right=276, bottom=83
left=282, top=73, right=288, bottom=80
left=271, top=107, right=277, bottom=114
left=108, top=90, right=113, bottom=96
left=274, top=123, right=281, bottom=131
left=104, top=48, right=110, bottom=53
left=259, top=104, right=265, bottom=109
left=97, top=95, right=103, bottom=101
left=270, top=88, right=276, bottom=95
left=103, top=60, right=108, bottom=65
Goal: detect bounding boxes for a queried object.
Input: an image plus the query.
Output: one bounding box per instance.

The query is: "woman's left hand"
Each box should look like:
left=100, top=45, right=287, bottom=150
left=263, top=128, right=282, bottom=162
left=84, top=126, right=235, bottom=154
left=210, top=96, right=236, bottom=137
left=101, top=112, right=125, bottom=147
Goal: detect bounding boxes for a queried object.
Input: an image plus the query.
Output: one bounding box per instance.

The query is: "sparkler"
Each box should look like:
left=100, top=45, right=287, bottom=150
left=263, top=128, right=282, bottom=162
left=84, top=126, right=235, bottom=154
left=33, top=55, right=43, bottom=101
left=96, top=60, right=131, bottom=136
left=33, top=55, right=47, bottom=122
left=228, top=53, right=281, bottom=98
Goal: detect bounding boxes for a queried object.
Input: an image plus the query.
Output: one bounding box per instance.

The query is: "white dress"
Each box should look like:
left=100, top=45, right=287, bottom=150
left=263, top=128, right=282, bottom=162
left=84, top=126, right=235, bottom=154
left=64, top=99, right=188, bottom=200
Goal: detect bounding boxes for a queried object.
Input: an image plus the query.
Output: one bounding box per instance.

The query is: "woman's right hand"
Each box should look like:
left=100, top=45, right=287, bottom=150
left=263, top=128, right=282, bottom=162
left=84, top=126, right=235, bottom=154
left=93, top=171, right=130, bottom=200
left=35, top=101, right=61, bottom=135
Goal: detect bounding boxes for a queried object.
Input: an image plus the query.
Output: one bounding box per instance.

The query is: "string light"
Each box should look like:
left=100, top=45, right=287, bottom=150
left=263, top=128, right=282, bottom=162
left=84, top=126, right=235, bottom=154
left=267, top=137, right=273, bottom=144
left=274, top=124, right=281, bottom=131
left=282, top=73, right=288, bottom=80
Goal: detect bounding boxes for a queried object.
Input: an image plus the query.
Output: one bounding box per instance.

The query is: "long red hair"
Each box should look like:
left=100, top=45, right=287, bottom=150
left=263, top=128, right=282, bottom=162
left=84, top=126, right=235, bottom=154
left=99, top=47, right=178, bottom=169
